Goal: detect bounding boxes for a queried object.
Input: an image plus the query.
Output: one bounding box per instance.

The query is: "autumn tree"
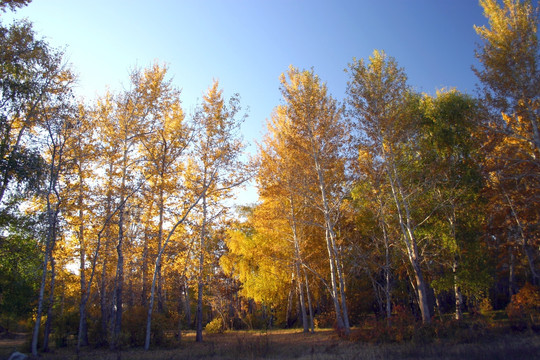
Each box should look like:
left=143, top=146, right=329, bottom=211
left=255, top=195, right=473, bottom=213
left=29, top=68, right=75, bottom=356
left=62, top=103, right=96, bottom=347
left=190, top=80, right=247, bottom=342
left=137, top=65, right=185, bottom=313
left=139, top=65, right=204, bottom=351
left=251, top=104, right=331, bottom=331
left=0, top=29, right=79, bottom=354
left=41, top=71, right=77, bottom=353
left=417, top=90, right=490, bottom=320
left=347, top=50, right=432, bottom=323
left=266, top=67, right=351, bottom=334
left=350, top=161, right=396, bottom=320
left=221, top=202, right=294, bottom=326
left=92, top=64, right=173, bottom=350
left=0, top=11, right=79, bottom=356
left=474, top=0, right=539, bottom=286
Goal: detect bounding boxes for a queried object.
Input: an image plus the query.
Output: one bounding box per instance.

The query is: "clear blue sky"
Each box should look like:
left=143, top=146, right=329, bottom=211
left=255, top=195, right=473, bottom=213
left=3, top=0, right=488, bottom=202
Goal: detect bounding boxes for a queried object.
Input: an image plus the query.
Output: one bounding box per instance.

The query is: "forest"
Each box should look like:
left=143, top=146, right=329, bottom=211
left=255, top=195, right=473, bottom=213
left=0, top=0, right=539, bottom=359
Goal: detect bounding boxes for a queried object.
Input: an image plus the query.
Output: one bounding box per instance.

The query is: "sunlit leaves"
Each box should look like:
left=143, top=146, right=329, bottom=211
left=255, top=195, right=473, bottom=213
left=475, top=0, right=540, bottom=287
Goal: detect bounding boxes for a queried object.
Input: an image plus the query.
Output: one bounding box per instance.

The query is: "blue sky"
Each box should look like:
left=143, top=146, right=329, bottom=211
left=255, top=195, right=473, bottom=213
left=3, top=0, right=488, bottom=203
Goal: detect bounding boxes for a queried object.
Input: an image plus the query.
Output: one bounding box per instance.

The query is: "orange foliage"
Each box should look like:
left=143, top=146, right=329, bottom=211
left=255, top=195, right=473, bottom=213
left=506, top=283, right=540, bottom=330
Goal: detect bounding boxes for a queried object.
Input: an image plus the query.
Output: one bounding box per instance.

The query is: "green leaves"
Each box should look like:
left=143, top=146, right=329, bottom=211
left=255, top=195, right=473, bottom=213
left=0, top=218, right=42, bottom=320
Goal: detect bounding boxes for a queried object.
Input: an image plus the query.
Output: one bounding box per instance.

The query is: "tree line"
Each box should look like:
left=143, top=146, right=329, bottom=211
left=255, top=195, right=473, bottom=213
left=0, top=0, right=538, bottom=356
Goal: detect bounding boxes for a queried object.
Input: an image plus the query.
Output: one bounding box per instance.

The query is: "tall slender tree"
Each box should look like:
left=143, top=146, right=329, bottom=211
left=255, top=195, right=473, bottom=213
left=418, top=90, right=489, bottom=320
left=94, top=64, right=170, bottom=349
left=30, top=64, right=75, bottom=357
left=191, top=80, right=246, bottom=342
left=275, top=67, right=351, bottom=334
left=139, top=64, right=207, bottom=351
left=61, top=102, right=96, bottom=348
left=138, top=64, right=188, bottom=314
left=256, top=105, right=332, bottom=332
left=347, top=50, right=432, bottom=323
left=474, top=0, right=540, bottom=286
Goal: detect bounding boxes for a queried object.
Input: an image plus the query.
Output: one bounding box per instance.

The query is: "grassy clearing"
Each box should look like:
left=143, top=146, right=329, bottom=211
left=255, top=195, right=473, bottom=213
left=1, top=328, right=539, bottom=360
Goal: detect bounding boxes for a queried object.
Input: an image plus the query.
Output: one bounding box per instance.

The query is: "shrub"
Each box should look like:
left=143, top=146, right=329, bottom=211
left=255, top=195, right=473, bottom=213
left=205, top=317, right=225, bottom=334
left=314, top=311, right=335, bottom=329
left=477, top=296, right=496, bottom=325
left=121, top=306, right=169, bottom=347
left=121, top=306, right=147, bottom=346
left=431, top=318, right=489, bottom=343
left=150, top=312, right=169, bottom=346
left=352, top=312, right=494, bottom=345
left=53, top=309, right=79, bottom=348
left=351, top=306, right=418, bottom=344
left=390, top=304, right=416, bottom=342
left=506, top=283, right=540, bottom=331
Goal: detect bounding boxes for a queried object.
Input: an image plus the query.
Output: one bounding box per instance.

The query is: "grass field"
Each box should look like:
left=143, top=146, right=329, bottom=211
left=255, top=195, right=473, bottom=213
left=1, top=328, right=540, bottom=360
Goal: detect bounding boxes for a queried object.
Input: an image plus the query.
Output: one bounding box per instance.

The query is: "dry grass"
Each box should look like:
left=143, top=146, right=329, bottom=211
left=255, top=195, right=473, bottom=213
left=1, top=329, right=539, bottom=360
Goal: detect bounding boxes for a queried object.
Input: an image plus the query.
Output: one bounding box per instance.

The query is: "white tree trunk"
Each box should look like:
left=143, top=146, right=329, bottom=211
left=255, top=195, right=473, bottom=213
left=289, top=196, right=308, bottom=332
left=386, top=158, right=431, bottom=323
left=32, top=144, right=62, bottom=357
left=196, top=193, right=207, bottom=342
left=453, top=259, right=463, bottom=320
left=314, top=158, right=350, bottom=334
left=144, top=187, right=206, bottom=350
left=303, top=268, right=315, bottom=333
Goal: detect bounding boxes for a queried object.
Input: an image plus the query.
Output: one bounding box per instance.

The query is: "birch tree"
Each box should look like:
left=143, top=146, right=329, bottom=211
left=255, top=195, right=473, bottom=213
left=347, top=50, right=432, bottom=323
left=30, top=66, right=75, bottom=356
left=139, top=65, right=203, bottom=350
left=94, top=64, right=168, bottom=349
left=418, top=90, right=489, bottom=320
left=191, top=80, right=246, bottom=342
left=255, top=105, right=329, bottom=332
left=276, top=67, right=351, bottom=334
left=62, top=103, right=96, bottom=347
left=474, top=0, right=540, bottom=286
